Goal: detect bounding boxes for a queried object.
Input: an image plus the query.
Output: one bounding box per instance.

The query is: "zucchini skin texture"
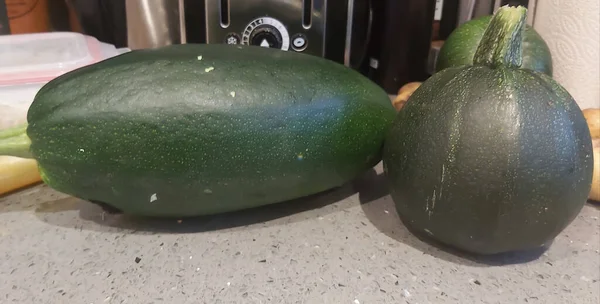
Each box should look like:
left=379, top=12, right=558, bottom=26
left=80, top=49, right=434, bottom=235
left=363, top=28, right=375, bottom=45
left=27, top=44, right=396, bottom=217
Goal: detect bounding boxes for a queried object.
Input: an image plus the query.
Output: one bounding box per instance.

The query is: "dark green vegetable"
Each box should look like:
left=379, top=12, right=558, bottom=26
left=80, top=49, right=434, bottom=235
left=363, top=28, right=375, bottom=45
left=436, top=14, right=553, bottom=76
left=0, top=44, right=396, bottom=217
left=383, top=6, right=593, bottom=255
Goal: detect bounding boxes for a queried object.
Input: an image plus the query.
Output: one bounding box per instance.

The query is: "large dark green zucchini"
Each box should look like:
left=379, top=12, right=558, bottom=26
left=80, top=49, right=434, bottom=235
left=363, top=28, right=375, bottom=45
left=383, top=6, right=593, bottom=255
left=0, top=44, right=396, bottom=217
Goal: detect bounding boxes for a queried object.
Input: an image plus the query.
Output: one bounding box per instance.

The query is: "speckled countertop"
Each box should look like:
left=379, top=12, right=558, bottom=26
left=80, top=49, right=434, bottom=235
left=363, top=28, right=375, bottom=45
left=1, top=162, right=599, bottom=304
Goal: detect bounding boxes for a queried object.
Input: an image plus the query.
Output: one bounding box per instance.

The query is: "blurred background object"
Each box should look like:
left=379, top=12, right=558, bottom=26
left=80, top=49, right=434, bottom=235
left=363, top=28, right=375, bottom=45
left=5, top=0, right=50, bottom=34
left=0, top=0, right=10, bottom=34
left=65, top=0, right=127, bottom=47
left=532, top=0, right=599, bottom=110
left=392, top=82, right=422, bottom=111
left=125, top=0, right=185, bottom=49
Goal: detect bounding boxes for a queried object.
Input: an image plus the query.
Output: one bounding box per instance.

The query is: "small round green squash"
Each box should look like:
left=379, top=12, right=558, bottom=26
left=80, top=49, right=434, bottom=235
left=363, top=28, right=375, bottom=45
left=436, top=15, right=553, bottom=76
left=383, top=6, right=593, bottom=255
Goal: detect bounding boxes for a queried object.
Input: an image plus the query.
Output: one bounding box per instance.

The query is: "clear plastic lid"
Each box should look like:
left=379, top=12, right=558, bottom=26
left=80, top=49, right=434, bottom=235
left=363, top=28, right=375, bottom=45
left=0, top=32, right=104, bottom=85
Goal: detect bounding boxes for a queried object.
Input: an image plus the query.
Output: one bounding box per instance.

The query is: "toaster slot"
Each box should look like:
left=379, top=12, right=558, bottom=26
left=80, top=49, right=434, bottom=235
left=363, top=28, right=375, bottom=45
left=303, top=0, right=312, bottom=28
left=220, top=0, right=230, bottom=28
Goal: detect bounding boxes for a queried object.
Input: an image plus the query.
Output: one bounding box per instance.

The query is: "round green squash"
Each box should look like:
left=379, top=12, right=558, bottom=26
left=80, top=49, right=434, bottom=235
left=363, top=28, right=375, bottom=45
left=436, top=14, right=553, bottom=76
left=383, top=6, right=593, bottom=255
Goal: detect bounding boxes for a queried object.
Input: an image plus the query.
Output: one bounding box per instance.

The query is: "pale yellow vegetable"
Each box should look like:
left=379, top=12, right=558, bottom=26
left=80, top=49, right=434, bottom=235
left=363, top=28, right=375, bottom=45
left=393, top=82, right=422, bottom=111
left=590, top=139, right=600, bottom=202
left=583, top=108, right=600, bottom=139
left=0, top=156, right=41, bottom=195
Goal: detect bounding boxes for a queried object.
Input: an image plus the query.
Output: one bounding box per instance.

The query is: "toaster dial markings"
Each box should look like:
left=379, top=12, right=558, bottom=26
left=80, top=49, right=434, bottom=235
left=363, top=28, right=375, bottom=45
left=242, top=17, right=290, bottom=51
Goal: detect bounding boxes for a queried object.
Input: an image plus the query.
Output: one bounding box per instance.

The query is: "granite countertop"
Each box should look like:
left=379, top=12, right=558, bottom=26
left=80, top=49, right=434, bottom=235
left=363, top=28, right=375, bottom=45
left=0, top=162, right=599, bottom=304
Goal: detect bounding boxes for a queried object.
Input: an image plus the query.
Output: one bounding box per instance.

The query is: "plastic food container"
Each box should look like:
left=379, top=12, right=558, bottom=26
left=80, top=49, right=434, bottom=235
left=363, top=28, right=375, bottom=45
left=1, top=31, right=105, bottom=85
left=0, top=31, right=129, bottom=195
left=0, top=31, right=128, bottom=128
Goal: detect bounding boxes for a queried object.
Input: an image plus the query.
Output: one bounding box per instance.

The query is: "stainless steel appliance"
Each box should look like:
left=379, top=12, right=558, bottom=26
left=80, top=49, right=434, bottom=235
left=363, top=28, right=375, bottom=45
left=195, top=0, right=371, bottom=70
left=125, top=0, right=186, bottom=49
left=204, top=1, right=327, bottom=57
left=71, top=0, right=437, bottom=93
left=184, top=0, right=437, bottom=93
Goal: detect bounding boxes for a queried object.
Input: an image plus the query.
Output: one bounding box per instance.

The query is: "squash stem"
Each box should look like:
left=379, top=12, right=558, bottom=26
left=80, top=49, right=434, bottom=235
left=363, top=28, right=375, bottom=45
left=473, top=5, right=527, bottom=69
left=0, top=124, right=34, bottom=159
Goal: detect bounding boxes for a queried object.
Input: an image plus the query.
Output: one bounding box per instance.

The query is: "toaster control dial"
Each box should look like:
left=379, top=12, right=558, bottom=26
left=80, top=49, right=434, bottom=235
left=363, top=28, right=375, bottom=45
left=242, top=17, right=290, bottom=51
left=250, top=26, right=283, bottom=49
